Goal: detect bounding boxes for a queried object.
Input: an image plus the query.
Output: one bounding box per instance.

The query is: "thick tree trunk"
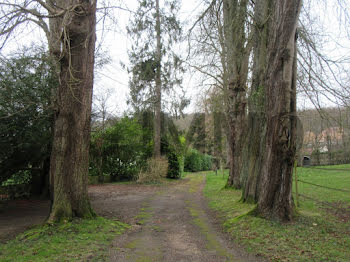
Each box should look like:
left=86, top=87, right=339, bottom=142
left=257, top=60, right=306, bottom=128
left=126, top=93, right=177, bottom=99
left=153, top=0, right=162, bottom=157
left=49, top=0, right=97, bottom=222
left=256, top=0, right=302, bottom=222
left=225, top=88, right=247, bottom=189
left=241, top=0, right=269, bottom=202
left=241, top=112, right=266, bottom=202
left=223, top=0, right=249, bottom=189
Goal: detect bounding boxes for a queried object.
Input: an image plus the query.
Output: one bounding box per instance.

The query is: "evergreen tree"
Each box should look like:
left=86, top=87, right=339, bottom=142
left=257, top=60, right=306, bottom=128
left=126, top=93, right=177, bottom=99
left=127, top=0, right=184, bottom=157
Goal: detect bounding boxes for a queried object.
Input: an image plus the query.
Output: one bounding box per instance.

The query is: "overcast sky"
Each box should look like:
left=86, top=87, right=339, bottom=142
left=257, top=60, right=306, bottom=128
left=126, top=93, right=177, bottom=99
left=1, top=0, right=349, bottom=115
left=93, top=0, right=350, bottom=115
left=93, top=0, right=206, bottom=116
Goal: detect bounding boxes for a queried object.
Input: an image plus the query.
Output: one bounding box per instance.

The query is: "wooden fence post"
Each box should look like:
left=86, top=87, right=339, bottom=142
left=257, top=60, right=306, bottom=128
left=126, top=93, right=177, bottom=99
left=294, top=159, right=299, bottom=207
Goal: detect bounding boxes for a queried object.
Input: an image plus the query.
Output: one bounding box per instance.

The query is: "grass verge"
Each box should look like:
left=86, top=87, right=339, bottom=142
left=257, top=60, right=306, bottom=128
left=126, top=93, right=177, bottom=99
left=0, top=217, right=129, bottom=262
left=204, top=168, right=350, bottom=262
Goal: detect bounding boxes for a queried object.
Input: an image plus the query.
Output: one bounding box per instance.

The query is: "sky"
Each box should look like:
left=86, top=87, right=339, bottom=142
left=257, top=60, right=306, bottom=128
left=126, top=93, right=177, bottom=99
left=94, top=0, right=350, bottom=115
left=1, top=0, right=349, bottom=115
left=92, top=0, right=207, bottom=116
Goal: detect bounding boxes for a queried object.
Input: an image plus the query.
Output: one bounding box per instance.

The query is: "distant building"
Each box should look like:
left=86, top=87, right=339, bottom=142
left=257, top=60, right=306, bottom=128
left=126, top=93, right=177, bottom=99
left=318, top=127, right=344, bottom=147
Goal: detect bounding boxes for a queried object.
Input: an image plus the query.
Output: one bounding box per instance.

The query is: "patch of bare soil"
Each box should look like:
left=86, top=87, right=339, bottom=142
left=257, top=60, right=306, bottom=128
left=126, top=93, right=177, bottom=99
left=0, top=199, right=50, bottom=243
left=90, top=183, right=163, bottom=224
left=0, top=183, right=160, bottom=243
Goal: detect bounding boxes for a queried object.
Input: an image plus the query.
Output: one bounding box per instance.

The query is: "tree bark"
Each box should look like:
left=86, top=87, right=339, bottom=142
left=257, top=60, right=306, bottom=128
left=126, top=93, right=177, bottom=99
left=48, top=0, right=97, bottom=222
left=225, top=88, right=247, bottom=189
left=153, top=0, right=162, bottom=157
left=241, top=112, right=266, bottom=202
left=241, top=0, right=269, bottom=202
left=223, top=0, right=249, bottom=189
left=213, top=111, right=223, bottom=169
left=256, top=0, right=302, bottom=221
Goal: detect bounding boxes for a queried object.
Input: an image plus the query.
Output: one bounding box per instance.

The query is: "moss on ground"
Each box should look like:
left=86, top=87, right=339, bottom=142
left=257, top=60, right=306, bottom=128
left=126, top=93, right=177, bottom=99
left=0, top=217, right=129, bottom=262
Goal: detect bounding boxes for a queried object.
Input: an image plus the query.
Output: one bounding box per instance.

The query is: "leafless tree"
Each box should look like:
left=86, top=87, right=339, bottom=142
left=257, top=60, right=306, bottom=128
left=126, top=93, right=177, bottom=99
left=187, top=0, right=253, bottom=189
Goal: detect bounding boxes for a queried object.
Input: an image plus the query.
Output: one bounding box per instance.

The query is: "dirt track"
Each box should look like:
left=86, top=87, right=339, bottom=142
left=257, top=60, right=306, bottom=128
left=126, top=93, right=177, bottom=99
left=91, top=175, right=262, bottom=262
left=1, top=174, right=262, bottom=261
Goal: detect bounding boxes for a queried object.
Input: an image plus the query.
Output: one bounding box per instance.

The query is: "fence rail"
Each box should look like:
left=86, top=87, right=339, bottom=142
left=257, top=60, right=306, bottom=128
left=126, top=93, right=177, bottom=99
left=294, top=165, right=350, bottom=208
left=297, top=179, right=350, bottom=193
left=304, top=166, right=350, bottom=172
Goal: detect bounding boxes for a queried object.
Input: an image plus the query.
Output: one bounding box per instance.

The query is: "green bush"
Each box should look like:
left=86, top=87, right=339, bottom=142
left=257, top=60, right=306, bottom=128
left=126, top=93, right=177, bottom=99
left=1, top=170, right=31, bottom=186
left=201, top=154, right=213, bottom=171
left=184, top=148, right=212, bottom=172
left=90, top=117, right=146, bottom=181
left=184, top=148, right=201, bottom=172
left=167, top=150, right=181, bottom=179
left=0, top=49, right=56, bottom=185
left=160, top=136, right=182, bottom=179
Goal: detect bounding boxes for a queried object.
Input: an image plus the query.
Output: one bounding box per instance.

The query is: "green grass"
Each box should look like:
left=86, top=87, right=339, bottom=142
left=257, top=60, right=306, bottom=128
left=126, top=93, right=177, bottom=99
left=204, top=166, right=350, bottom=262
left=293, top=165, right=350, bottom=209
left=0, top=217, right=129, bottom=262
left=315, top=164, right=350, bottom=170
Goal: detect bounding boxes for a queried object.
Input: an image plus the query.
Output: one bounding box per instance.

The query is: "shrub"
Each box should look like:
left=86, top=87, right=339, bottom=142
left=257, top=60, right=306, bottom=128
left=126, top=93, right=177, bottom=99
left=201, top=154, right=213, bottom=171
left=1, top=170, right=32, bottom=199
left=184, top=148, right=213, bottom=172
left=160, top=135, right=182, bottom=179
left=167, top=151, right=181, bottom=179
left=90, top=117, right=146, bottom=181
left=184, top=148, right=201, bottom=172
left=0, top=50, right=55, bottom=185
left=137, top=157, right=168, bottom=183
left=1, top=170, right=31, bottom=186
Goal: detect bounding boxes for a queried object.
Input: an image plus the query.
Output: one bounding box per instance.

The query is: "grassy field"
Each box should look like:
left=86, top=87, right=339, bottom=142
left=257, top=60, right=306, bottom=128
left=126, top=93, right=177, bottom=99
left=295, top=165, right=350, bottom=212
left=204, top=165, right=350, bottom=262
left=0, top=217, right=129, bottom=262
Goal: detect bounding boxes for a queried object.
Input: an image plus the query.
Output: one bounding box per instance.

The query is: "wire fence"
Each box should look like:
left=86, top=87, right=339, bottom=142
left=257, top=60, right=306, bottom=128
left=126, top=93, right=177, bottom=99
left=304, top=166, right=350, bottom=172
left=294, top=166, right=350, bottom=213
left=297, top=179, right=350, bottom=193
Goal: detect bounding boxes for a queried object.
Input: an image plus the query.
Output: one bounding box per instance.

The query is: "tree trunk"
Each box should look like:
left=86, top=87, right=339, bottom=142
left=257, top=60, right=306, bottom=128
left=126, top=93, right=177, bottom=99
left=213, top=111, right=223, bottom=170
left=225, top=88, right=247, bottom=189
left=153, top=0, right=162, bottom=158
left=241, top=112, right=266, bottom=202
left=48, top=0, right=97, bottom=222
left=223, top=0, right=249, bottom=189
left=256, top=0, right=302, bottom=222
left=241, top=0, right=269, bottom=202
